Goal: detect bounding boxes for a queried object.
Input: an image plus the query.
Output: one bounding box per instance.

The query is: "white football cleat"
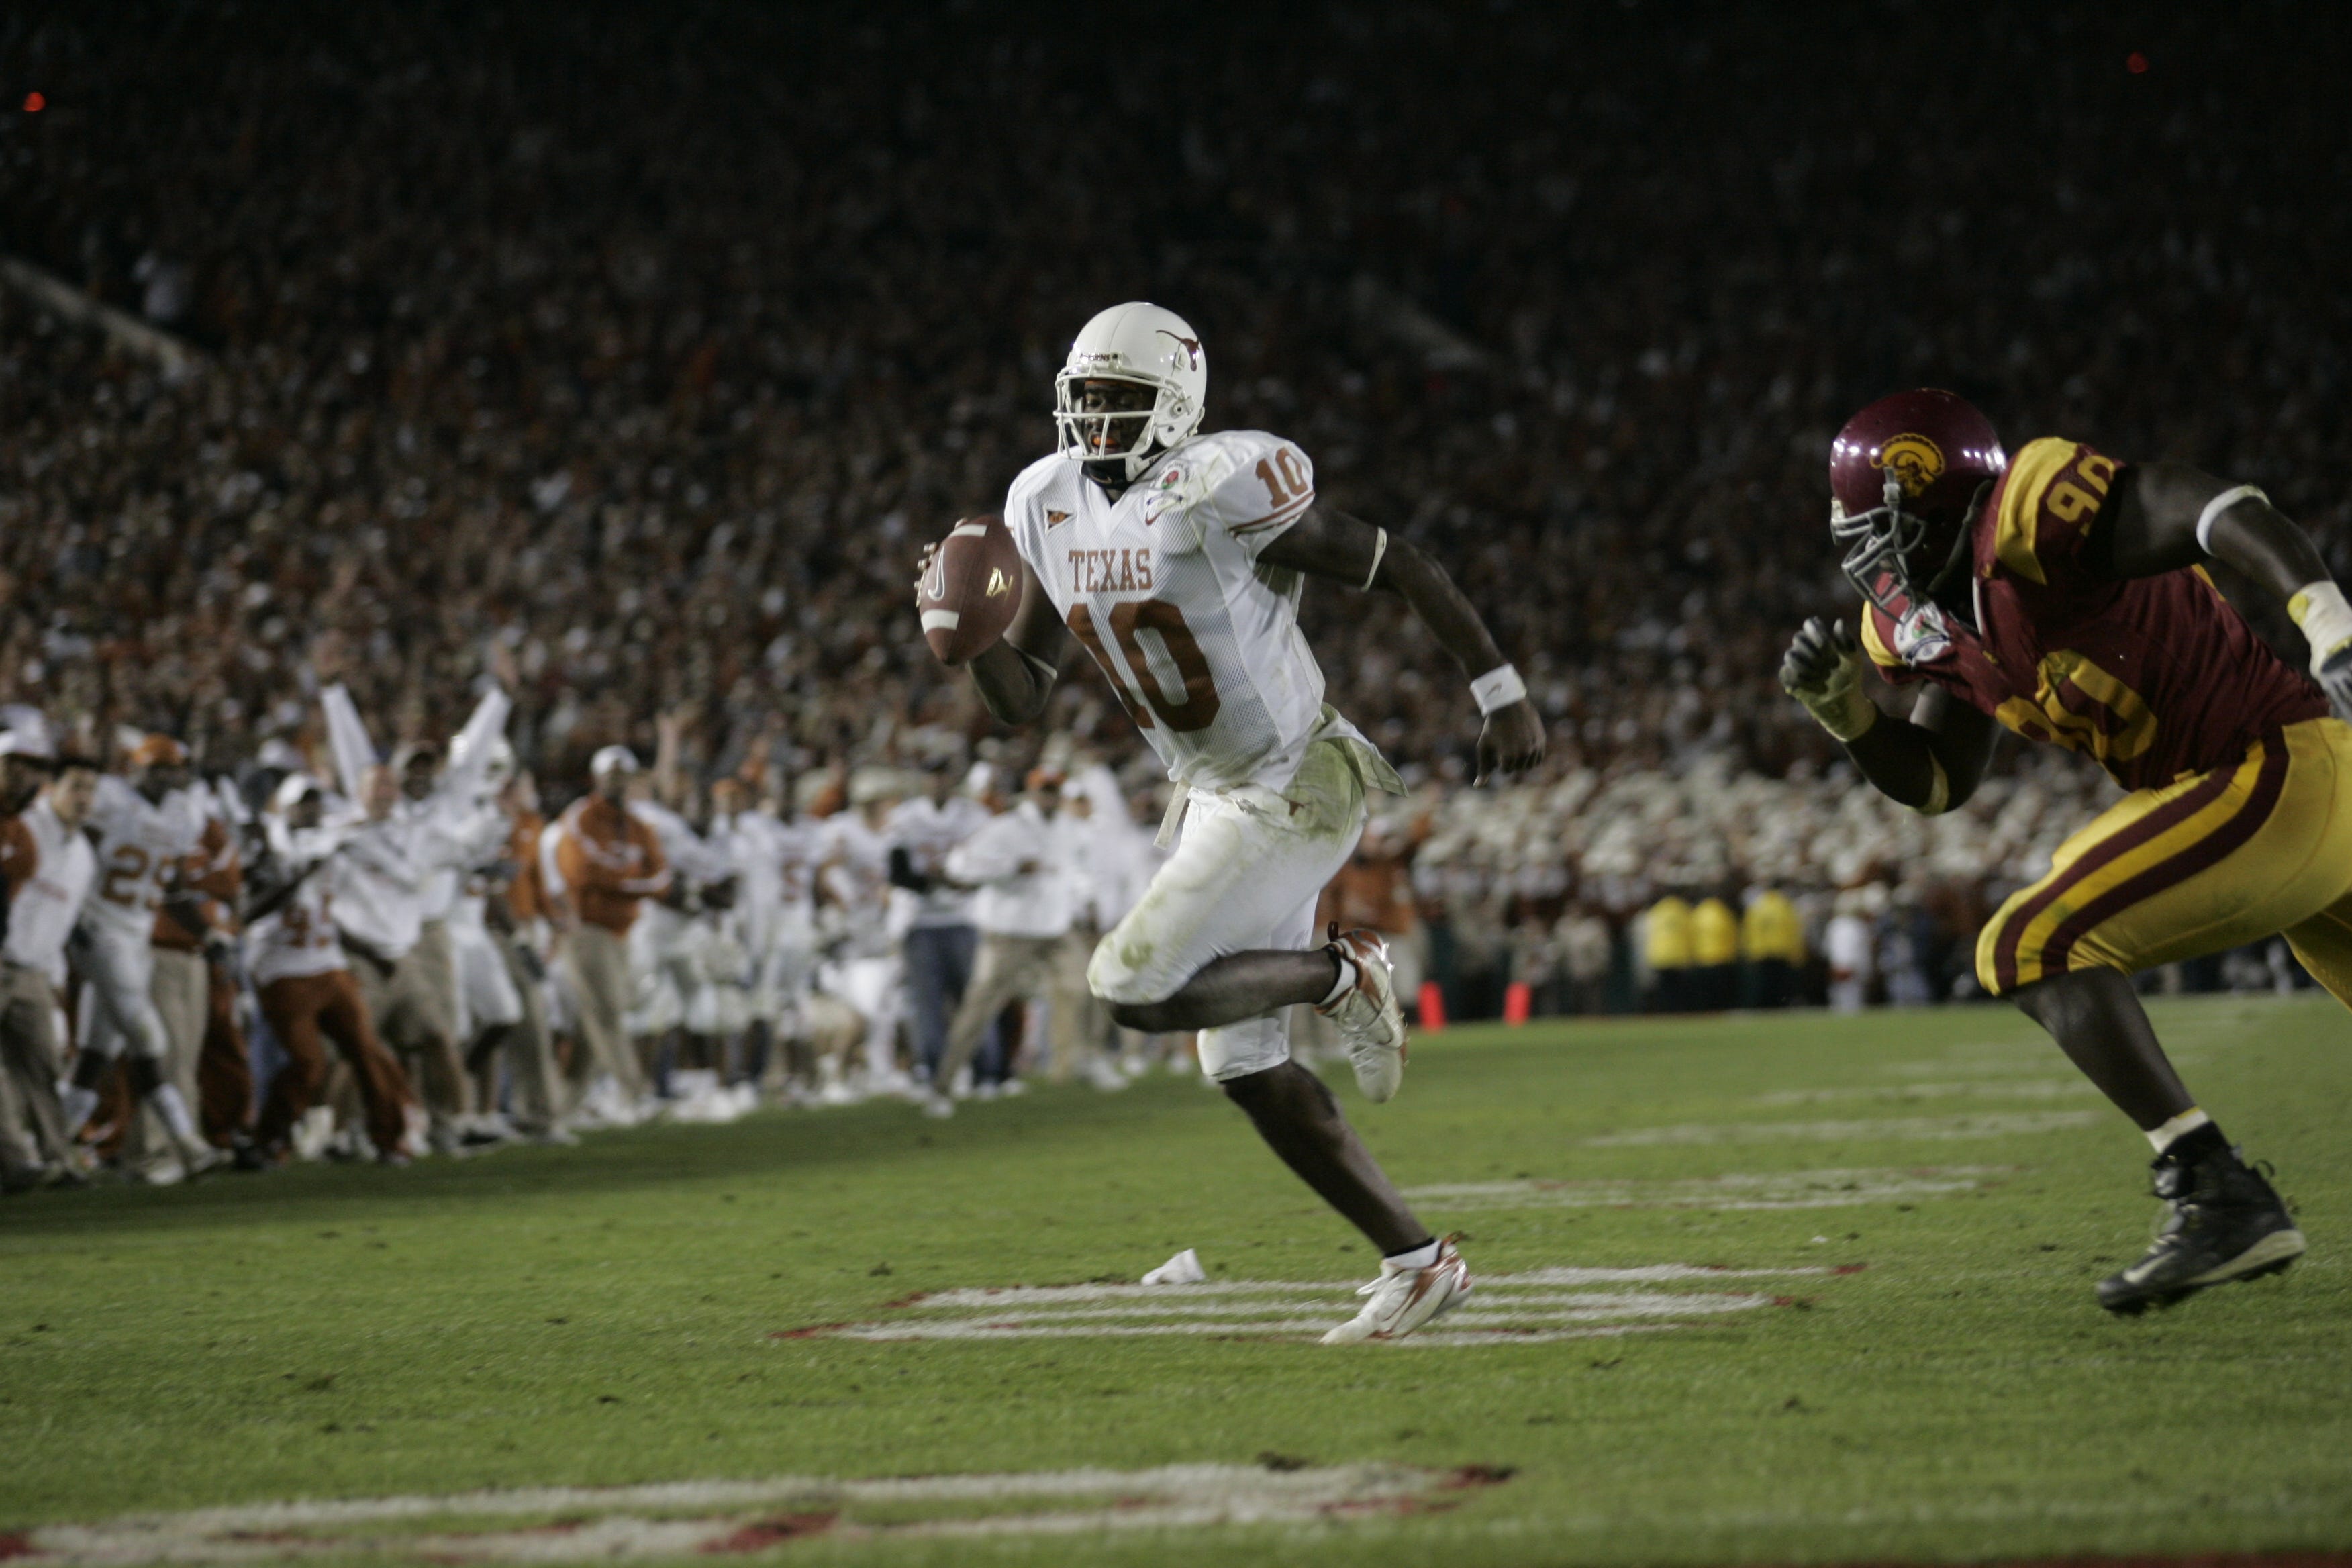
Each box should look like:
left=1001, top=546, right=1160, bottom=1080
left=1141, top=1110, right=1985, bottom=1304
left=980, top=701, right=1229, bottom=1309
left=1320, top=1238, right=1472, bottom=1344
left=1316, top=925, right=1407, bottom=1103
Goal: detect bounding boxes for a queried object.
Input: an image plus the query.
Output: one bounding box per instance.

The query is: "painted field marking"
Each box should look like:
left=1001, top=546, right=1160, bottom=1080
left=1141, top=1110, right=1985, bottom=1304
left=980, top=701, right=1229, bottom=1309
left=775, top=1263, right=1859, bottom=1348
left=1404, top=1165, right=2013, bottom=1213
left=1880, top=1052, right=2057, bottom=1077
left=1755, top=1079, right=2091, bottom=1106
left=1584, top=1110, right=2100, bottom=1147
left=3, top=1463, right=1514, bottom=1563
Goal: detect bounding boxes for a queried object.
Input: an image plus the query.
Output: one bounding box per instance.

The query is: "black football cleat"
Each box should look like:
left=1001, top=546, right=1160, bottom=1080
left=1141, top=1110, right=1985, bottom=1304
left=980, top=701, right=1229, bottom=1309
left=2096, top=1146, right=2304, bottom=1315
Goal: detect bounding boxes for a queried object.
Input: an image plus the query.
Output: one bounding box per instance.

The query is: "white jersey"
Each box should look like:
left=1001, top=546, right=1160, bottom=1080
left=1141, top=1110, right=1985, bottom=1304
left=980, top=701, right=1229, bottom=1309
left=246, top=827, right=348, bottom=987
left=885, top=794, right=988, bottom=928
left=714, top=809, right=822, bottom=931
left=1004, top=428, right=1334, bottom=792
left=80, top=776, right=205, bottom=941
left=818, top=812, right=895, bottom=958
left=773, top=816, right=822, bottom=920
left=4, top=795, right=96, bottom=983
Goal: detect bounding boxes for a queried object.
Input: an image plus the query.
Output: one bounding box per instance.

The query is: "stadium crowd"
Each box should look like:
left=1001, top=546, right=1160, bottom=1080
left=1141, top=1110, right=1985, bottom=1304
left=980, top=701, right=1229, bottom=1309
left=0, top=3, right=2345, bottom=1185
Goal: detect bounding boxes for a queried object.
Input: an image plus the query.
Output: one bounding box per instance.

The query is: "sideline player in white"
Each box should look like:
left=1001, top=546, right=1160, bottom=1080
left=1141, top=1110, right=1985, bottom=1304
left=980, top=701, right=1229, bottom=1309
left=921, top=302, right=1545, bottom=1342
left=56, top=736, right=222, bottom=1177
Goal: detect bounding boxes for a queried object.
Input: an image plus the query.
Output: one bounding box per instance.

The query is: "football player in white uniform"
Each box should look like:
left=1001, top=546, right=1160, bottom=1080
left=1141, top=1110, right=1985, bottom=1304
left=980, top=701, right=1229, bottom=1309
left=56, top=735, right=224, bottom=1177
left=921, top=302, right=1545, bottom=1342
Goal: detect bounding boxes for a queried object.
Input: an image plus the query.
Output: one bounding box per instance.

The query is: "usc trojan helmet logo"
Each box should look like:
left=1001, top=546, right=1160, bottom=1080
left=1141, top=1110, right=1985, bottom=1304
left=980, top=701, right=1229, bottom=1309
left=1875, top=433, right=1945, bottom=499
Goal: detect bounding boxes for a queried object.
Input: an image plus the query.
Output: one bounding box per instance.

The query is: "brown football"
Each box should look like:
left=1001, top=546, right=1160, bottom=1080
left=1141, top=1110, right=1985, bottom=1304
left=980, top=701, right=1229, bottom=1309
left=918, top=513, right=1024, bottom=665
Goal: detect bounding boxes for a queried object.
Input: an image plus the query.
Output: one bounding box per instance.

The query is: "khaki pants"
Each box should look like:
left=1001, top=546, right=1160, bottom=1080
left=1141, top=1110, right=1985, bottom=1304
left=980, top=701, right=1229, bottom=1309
left=564, top=923, right=644, bottom=1101
left=257, top=969, right=413, bottom=1157
left=352, top=940, right=470, bottom=1131
left=1049, top=925, right=1108, bottom=1081
left=486, top=928, right=564, bottom=1129
left=124, top=946, right=210, bottom=1175
left=934, top=933, right=1059, bottom=1092
left=0, top=963, right=67, bottom=1173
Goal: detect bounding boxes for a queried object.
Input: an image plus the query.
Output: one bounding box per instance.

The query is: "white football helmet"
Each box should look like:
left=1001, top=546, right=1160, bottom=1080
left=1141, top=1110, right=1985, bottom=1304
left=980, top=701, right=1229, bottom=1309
left=1052, top=302, right=1206, bottom=483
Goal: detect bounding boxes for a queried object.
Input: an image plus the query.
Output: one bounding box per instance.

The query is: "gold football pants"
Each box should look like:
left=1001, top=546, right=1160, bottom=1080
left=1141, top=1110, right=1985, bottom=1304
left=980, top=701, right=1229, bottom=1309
left=1979, top=716, right=2352, bottom=1001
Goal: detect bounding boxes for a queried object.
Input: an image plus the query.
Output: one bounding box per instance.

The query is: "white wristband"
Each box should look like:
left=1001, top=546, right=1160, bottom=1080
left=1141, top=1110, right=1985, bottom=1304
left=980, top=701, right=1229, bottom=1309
left=1470, top=663, right=1527, bottom=715
left=2195, top=484, right=2267, bottom=555
left=2289, top=579, right=2352, bottom=669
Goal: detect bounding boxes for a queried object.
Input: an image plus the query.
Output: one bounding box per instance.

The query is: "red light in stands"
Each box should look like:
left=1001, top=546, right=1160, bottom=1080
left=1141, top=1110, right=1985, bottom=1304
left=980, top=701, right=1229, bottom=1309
left=2126, top=52, right=2149, bottom=74
left=22, top=91, right=44, bottom=112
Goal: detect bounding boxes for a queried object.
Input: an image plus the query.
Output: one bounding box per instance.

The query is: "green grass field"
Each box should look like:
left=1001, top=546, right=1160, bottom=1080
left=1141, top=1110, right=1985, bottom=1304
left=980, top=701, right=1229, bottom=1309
left=5, top=993, right=2350, bottom=1567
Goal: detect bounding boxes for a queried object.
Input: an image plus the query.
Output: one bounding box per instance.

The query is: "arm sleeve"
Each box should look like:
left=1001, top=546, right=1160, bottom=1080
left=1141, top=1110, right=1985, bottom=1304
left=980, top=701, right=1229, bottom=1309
left=943, top=819, right=1016, bottom=887
left=886, top=845, right=933, bottom=895
left=1856, top=607, right=1923, bottom=685
left=1988, top=438, right=2124, bottom=591
left=628, top=824, right=672, bottom=896
left=0, top=816, right=38, bottom=903
left=187, top=816, right=242, bottom=901
left=440, top=685, right=513, bottom=803
left=538, top=820, right=568, bottom=899
left=321, top=684, right=379, bottom=801
left=1194, top=433, right=1316, bottom=560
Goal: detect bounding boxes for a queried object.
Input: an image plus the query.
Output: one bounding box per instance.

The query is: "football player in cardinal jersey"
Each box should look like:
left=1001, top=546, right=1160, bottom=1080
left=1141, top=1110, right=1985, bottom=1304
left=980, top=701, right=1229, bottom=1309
left=920, top=302, right=1544, bottom=1343
left=1781, top=388, right=2352, bottom=1314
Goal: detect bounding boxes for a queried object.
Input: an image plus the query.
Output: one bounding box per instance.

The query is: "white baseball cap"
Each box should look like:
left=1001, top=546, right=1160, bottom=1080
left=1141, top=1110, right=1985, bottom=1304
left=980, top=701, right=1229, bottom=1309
left=271, top=772, right=324, bottom=812
left=0, top=729, right=56, bottom=761
left=591, top=744, right=640, bottom=777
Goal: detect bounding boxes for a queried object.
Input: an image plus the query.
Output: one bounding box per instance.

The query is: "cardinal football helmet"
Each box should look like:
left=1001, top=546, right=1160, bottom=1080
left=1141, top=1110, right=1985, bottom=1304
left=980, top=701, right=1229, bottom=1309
left=1053, top=302, right=1207, bottom=483
left=1828, top=389, right=2006, bottom=614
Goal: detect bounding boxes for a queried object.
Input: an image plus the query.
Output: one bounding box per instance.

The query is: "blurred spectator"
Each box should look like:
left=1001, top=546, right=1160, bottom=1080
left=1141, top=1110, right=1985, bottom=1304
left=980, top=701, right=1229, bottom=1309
left=1689, top=893, right=1739, bottom=1012
left=1640, top=893, right=1692, bottom=1014
left=1740, top=887, right=1804, bottom=1009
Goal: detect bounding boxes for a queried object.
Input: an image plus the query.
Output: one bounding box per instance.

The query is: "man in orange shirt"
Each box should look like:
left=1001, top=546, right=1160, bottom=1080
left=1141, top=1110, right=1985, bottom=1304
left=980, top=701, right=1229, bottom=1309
left=555, top=746, right=669, bottom=1112
left=469, top=768, right=567, bottom=1140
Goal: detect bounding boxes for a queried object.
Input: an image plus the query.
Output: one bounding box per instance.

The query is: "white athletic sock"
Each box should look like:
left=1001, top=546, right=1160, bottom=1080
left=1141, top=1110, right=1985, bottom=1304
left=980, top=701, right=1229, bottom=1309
left=1383, top=1239, right=1440, bottom=1272
left=149, top=1081, right=200, bottom=1145
left=2146, top=1106, right=2212, bottom=1154
left=1317, top=952, right=1357, bottom=1008
left=59, top=1083, right=100, bottom=1139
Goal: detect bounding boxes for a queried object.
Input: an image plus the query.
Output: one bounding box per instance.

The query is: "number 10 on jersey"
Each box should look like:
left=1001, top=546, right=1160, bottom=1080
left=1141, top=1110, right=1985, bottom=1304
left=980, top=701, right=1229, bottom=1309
left=1066, top=602, right=1222, bottom=732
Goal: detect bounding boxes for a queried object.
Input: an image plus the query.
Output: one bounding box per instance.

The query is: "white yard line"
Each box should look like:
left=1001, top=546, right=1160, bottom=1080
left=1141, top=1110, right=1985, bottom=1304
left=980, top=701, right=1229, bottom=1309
left=11, top=1463, right=1489, bottom=1565
left=903, top=1263, right=1834, bottom=1309
left=1755, top=1080, right=2089, bottom=1106
left=1404, top=1167, right=2010, bottom=1212
left=826, top=1320, right=1687, bottom=1344
left=867, top=1293, right=1778, bottom=1327
left=1585, top=1110, right=2100, bottom=1146
left=777, top=1262, right=1849, bottom=1347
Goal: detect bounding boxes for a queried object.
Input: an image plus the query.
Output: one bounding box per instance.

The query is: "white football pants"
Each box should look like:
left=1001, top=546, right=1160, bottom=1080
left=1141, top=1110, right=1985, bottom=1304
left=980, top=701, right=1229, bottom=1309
left=1087, top=736, right=1369, bottom=1082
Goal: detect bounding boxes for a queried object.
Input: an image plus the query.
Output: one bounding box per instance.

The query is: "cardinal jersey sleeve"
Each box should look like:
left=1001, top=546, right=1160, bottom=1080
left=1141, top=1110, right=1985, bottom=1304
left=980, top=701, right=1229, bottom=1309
left=1857, top=608, right=1924, bottom=686
left=1989, top=438, right=2125, bottom=601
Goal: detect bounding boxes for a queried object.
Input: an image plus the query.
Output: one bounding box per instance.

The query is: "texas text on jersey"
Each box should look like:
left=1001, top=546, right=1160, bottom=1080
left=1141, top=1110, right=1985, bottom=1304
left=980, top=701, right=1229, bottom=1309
left=1004, top=428, right=1334, bottom=793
